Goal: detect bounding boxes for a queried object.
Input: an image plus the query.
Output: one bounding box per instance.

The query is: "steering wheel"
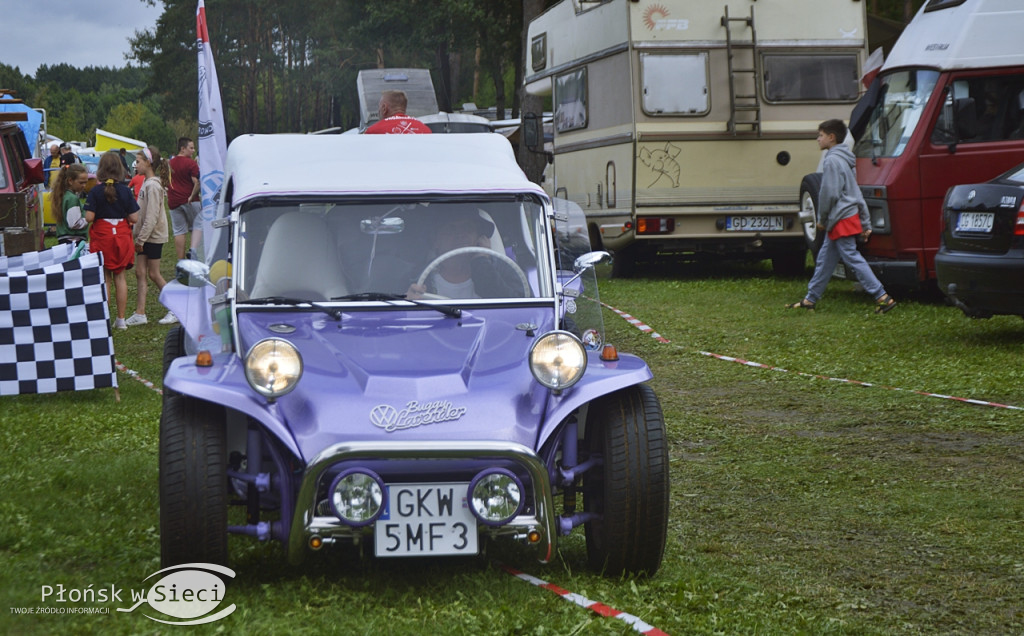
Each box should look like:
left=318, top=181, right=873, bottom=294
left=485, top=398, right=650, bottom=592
left=416, top=246, right=531, bottom=299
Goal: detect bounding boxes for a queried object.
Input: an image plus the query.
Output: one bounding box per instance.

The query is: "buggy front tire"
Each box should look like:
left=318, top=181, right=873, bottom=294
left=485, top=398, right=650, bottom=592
left=159, top=393, right=229, bottom=567
left=583, top=383, right=669, bottom=577
left=161, top=325, right=185, bottom=399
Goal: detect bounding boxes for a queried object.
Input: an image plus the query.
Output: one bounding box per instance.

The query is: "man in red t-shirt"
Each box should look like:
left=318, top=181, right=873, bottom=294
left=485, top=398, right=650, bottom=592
left=167, top=137, right=201, bottom=260
left=364, top=90, right=432, bottom=135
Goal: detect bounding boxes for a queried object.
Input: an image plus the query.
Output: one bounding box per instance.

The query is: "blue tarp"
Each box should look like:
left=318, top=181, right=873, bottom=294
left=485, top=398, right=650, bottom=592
left=0, top=101, right=43, bottom=157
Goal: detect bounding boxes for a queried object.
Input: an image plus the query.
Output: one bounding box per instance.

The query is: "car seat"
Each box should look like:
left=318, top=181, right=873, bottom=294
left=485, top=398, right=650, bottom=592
left=249, top=212, right=349, bottom=301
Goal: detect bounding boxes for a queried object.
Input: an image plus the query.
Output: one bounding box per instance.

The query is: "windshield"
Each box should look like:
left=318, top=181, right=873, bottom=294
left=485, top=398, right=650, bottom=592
left=853, top=69, right=940, bottom=159
left=235, top=197, right=553, bottom=304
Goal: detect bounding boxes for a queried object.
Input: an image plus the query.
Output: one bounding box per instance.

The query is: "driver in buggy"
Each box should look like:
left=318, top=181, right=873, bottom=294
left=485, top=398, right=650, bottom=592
left=406, top=208, right=530, bottom=299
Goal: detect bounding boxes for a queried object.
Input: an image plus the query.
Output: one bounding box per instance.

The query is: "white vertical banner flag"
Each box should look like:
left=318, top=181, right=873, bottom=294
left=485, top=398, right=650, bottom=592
left=197, top=0, right=227, bottom=263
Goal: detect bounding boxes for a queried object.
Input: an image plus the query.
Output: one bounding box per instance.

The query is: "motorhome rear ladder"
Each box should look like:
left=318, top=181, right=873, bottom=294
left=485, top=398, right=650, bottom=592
left=721, top=5, right=762, bottom=136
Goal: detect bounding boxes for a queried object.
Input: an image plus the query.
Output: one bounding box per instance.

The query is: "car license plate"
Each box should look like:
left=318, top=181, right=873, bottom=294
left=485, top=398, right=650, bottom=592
left=725, top=215, right=784, bottom=232
left=956, top=212, right=994, bottom=233
left=374, top=483, right=478, bottom=557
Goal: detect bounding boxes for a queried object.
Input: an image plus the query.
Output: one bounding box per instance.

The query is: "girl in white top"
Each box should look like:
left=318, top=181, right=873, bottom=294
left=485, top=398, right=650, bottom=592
left=125, top=146, right=177, bottom=326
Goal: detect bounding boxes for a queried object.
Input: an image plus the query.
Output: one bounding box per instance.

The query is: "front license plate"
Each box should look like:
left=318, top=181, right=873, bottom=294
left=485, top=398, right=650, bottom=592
left=374, top=483, right=478, bottom=557
left=956, top=212, right=994, bottom=233
left=725, top=215, right=784, bottom=232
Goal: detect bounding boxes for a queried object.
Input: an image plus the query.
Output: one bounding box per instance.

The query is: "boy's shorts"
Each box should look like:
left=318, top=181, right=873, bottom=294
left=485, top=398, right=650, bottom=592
left=171, top=201, right=201, bottom=236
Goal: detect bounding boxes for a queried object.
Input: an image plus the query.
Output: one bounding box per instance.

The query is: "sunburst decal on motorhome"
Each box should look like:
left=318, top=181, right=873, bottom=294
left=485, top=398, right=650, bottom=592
left=643, top=4, right=669, bottom=31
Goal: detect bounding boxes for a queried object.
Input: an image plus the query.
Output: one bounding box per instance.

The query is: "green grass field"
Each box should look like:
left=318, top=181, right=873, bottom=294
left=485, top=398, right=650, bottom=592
left=2, top=256, right=1022, bottom=635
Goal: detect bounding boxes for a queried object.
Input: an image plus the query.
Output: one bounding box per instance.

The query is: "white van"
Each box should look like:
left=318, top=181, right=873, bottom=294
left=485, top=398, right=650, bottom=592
left=524, top=0, right=869, bottom=275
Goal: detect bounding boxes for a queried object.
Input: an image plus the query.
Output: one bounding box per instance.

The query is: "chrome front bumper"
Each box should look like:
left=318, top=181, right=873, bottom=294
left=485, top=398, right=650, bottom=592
left=287, top=440, right=557, bottom=564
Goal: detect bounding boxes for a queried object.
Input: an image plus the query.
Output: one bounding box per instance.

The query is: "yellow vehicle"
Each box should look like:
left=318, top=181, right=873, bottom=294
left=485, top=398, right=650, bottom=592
left=524, top=0, right=868, bottom=275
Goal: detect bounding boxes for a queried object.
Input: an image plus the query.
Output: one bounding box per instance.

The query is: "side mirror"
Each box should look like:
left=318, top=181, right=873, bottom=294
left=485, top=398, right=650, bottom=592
left=573, top=251, right=612, bottom=273
left=523, top=112, right=541, bottom=150
left=522, top=113, right=553, bottom=164
left=175, top=259, right=212, bottom=287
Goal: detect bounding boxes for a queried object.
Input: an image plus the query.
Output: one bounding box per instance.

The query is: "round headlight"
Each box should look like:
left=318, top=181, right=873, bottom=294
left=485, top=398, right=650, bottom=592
left=329, top=469, right=386, bottom=526
left=529, top=330, right=587, bottom=390
left=244, top=338, right=303, bottom=399
left=468, top=469, right=524, bottom=526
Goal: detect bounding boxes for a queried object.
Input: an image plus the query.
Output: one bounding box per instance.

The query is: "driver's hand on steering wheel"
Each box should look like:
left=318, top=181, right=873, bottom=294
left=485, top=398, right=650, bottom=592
left=406, top=283, right=427, bottom=299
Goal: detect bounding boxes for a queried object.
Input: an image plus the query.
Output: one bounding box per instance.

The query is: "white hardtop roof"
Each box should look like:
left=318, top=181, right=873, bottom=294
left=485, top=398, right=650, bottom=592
left=883, top=0, right=1024, bottom=72
left=225, top=133, right=545, bottom=205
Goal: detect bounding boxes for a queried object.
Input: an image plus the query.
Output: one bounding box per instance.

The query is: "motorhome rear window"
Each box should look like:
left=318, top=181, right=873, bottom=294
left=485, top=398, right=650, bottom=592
left=639, top=53, right=709, bottom=116
left=763, top=54, right=859, bottom=103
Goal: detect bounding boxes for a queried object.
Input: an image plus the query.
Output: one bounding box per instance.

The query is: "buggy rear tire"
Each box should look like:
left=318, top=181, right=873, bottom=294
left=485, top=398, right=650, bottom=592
left=160, top=394, right=229, bottom=567
left=583, top=383, right=669, bottom=577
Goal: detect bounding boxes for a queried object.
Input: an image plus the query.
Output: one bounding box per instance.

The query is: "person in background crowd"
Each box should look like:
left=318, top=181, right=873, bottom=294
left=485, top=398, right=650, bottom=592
left=167, top=136, right=201, bottom=259
left=126, top=147, right=177, bottom=326
left=118, top=148, right=131, bottom=182
left=364, top=90, right=432, bottom=134
left=42, top=143, right=60, bottom=188
left=85, top=152, right=139, bottom=330
left=51, top=163, right=90, bottom=244
left=128, top=162, right=145, bottom=198
left=59, top=142, right=81, bottom=167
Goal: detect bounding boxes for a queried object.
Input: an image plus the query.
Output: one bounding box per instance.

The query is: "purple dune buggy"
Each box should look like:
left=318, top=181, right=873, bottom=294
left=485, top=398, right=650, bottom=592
left=159, top=134, right=668, bottom=576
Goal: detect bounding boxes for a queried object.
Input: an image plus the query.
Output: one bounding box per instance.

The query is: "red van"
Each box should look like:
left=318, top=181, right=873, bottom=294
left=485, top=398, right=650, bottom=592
left=800, top=0, right=1024, bottom=289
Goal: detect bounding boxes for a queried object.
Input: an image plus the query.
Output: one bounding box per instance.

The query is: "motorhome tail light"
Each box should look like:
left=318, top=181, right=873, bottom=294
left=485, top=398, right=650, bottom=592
left=1015, top=200, right=1024, bottom=236
left=636, top=217, right=675, bottom=234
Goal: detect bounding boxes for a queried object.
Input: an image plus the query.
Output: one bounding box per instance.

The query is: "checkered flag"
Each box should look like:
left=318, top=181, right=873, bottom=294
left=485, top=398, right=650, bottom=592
left=0, top=252, right=117, bottom=395
left=0, top=242, right=78, bottom=274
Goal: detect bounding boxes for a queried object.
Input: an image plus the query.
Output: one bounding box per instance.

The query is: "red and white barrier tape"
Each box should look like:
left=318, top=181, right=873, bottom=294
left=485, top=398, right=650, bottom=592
left=700, top=351, right=1024, bottom=411
left=596, top=299, right=1022, bottom=411
left=502, top=566, right=669, bottom=635
left=598, top=301, right=670, bottom=343
left=114, top=359, right=163, bottom=396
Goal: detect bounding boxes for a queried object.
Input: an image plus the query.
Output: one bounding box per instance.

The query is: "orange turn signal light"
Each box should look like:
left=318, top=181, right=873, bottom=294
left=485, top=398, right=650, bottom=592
left=195, top=350, right=214, bottom=367
left=600, top=344, right=619, bottom=361
left=527, top=530, right=542, bottom=544
left=309, top=536, right=323, bottom=550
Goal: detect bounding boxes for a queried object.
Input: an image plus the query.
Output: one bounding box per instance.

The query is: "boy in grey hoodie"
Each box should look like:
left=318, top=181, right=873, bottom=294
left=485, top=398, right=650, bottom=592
left=787, top=119, right=896, bottom=313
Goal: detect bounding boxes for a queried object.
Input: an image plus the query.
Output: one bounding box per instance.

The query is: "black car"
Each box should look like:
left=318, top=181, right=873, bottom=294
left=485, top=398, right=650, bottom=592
left=936, top=162, right=1024, bottom=318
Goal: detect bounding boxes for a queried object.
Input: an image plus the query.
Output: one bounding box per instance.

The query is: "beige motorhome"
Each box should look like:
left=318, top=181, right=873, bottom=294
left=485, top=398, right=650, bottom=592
left=524, top=0, right=868, bottom=274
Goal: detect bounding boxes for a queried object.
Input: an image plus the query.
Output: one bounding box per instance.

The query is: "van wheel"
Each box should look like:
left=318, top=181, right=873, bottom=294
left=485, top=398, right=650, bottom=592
left=800, top=173, right=823, bottom=256
left=160, top=394, right=229, bottom=567
left=582, top=384, right=669, bottom=577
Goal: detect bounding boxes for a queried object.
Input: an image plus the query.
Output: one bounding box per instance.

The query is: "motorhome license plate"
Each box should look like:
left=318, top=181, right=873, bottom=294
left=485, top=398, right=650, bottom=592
left=725, top=215, right=784, bottom=231
left=374, top=483, right=478, bottom=556
left=956, top=212, right=993, bottom=233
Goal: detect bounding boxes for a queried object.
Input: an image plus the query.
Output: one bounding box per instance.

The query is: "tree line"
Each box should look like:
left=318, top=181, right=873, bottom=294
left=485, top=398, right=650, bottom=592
left=2, top=0, right=925, bottom=158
